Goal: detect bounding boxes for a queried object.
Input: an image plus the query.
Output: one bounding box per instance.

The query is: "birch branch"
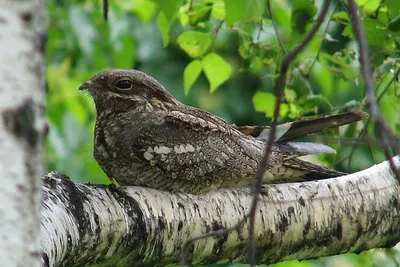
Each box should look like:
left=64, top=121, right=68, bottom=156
left=41, top=156, right=400, bottom=267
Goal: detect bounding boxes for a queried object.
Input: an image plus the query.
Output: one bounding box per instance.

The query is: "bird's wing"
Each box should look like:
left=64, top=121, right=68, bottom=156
left=125, top=108, right=262, bottom=188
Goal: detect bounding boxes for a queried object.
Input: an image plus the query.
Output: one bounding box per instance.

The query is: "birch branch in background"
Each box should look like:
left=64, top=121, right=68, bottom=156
left=0, top=1, right=47, bottom=266
left=41, top=157, right=400, bottom=267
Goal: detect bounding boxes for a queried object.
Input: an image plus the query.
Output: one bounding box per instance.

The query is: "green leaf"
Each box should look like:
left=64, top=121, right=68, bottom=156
left=211, top=0, right=225, bottom=20
left=224, top=0, right=265, bottom=25
left=304, top=94, right=332, bottom=113
left=184, top=60, right=203, bottom=95
left=388, top=15, right=400, bottom=31
left=363, top=19, right=388, bottom=46
left=150, top=0, right=182, bottom=22
left=291, top=0, right=317, bottom=34
left=332, top=11, right=350, bottom=24
left=387, top=0, right=400, bottom=19
left=157, top=11, right=170, bottom=46
left=358, top=0, right=380, bottom=15
left=177, top=31, right=212, bottom=58
left=252, top=91, right=276, bottom=117
left=188, top=2, right=213, bottom=25
left=201, top=52, right=232, bottom=92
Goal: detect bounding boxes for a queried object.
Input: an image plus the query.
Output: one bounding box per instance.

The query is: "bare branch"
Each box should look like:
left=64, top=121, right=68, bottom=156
left=248, top=1, right=332, bottom=265
left=347, top=0, right=400, bottom=178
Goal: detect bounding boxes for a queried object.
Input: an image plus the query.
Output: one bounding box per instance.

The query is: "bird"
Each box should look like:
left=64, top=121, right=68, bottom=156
left=79, top=69, right=368, bottom=194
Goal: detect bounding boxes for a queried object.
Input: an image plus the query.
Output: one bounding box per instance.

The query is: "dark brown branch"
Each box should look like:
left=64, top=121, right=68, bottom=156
left=247, top=1, right=332, bottom=265
left=347, top=0, right=400, bottom=179
left=103, top=0, right=108, bottom=21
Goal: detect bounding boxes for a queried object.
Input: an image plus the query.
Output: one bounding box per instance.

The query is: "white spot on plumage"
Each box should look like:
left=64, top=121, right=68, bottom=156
left=144, top=151, right=154, bottom=160
left=185, top=144, right=195, bottom=152
left=174, top=144, right=196, bottom=154
left=154, top=145, right=172, bottom=154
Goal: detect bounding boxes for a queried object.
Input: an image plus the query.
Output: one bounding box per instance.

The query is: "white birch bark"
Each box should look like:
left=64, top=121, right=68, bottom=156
left=0, top=1, right=47, bottom=266
left=41, top=156, right=400, bottom=267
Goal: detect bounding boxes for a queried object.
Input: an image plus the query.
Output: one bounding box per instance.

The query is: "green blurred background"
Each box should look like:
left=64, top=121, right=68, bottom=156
left=46, top=0, right=400, bottom=266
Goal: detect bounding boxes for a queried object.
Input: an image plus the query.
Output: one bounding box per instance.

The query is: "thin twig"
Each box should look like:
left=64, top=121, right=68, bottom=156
left=346, top=67, right=398, bottom=170
left=248, top=0, right=331, bottom=265
left=103, top=0, right=108, bottom=21
left=267, top=0, right=287, bottom=54
left=308, top=1, right=338, bottom=74
left=347, top=0, right=400, bottom=179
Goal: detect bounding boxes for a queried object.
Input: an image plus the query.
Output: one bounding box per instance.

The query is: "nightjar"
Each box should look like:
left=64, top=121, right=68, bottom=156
left=79, top=69, right=368, bottom=194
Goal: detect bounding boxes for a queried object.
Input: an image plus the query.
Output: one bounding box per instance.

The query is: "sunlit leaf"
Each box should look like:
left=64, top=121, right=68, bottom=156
left=124, top=0, right=157, bottom=22
left=201, top=52, right=232, bottom=92
left=150, top=0, right=182, bottom=22
left=332, top=11, right=350, bottom=24
left=188, top=2, right=213, bottom=25
left=252, top=91, right=276, bottom=117
left=212, top=0, right=225, bottom=20
left=184, top=60, right=203, bottom=95
left=157, top=11, right=170, bottom=46
left=177, top=31, right=212, bottom=58
left=224, top=0, right=265, bottom=25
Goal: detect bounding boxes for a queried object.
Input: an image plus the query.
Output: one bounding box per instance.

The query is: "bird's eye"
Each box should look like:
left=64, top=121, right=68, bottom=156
left=115, top=79, right=132, bottom=90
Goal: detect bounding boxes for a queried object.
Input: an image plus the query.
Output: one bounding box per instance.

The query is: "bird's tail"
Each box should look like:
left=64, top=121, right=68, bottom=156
left=236, top=110, right=369, bottom=142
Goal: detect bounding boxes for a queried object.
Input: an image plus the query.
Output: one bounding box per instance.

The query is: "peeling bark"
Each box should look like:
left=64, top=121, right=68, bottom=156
left=0, top=1, right=47, bottom=266
left=41, top=157, right=400, bottom=267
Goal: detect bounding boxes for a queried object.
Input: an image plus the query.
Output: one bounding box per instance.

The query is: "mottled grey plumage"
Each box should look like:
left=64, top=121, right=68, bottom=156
left=79, top=69, right=368, bottom=194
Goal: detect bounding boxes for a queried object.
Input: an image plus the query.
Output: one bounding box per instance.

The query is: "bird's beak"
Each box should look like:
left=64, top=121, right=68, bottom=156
left=78, top=80, right=93, bottom=91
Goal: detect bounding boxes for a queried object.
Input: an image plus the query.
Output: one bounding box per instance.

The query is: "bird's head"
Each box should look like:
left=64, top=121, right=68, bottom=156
left=79, top=69, right=179, bottom=114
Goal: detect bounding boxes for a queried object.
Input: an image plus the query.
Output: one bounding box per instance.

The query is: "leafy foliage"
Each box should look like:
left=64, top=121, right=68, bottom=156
left=47, top=0, right=400, bottom=265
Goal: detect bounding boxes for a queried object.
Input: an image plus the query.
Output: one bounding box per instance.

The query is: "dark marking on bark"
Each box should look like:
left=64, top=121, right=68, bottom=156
left=334, top=221, right=342, bottom=240
left=204, top=220, right=211, bottom=233
left=108, top=188, right=148, bottom=260
left=20, top=12, right=33, bottom=22
left=177, top=202, right=184, bottom=209
left=278, top=214, right=289, bottom=233
left=38, top=33, right=47, bottom=53
left=158, top=216, right=166, bottom=230
left=204, top=221, right=228, bottom=264
left=66, top=233, right=73, bottom=249
left=298, top=196, right=306, bottom=207
left=303, top=216, right=311, bottom=236
left=62, top=180, right=90, bottom=239
left=352, top=242, right=368, bottom=254
left=287, top=206, right=295, bottom=217
left=0, top=16, right=6, bottom=23
left=178, top=221, right=183, bottom=231
left=41, top=252, right=50, bottom=267
left=193, top=202, right=200, bottom=214
left=3, top=100, right=39, bottom=148
left=93, top=213, right=100, bottom=235
left=390, top=195, right=398, bottom=207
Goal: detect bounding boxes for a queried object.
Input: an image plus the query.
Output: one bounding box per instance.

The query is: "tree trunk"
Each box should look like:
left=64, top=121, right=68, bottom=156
left=41, top=157, right=400, bottom=267
left=0, top=1, right=47, bottom=266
